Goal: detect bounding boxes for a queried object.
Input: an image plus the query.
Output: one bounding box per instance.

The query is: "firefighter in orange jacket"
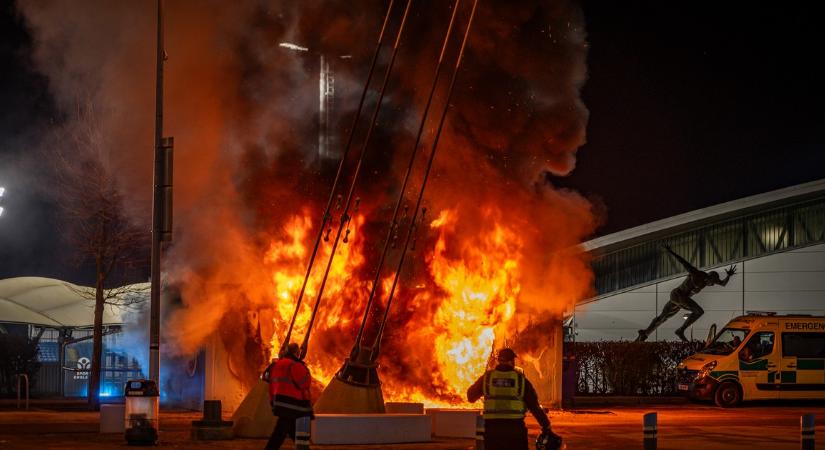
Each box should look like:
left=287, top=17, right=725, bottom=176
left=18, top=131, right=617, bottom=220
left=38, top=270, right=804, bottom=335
left=264, top=343, right=313, bottom=450
left=467, top=347, right=562, bottom=450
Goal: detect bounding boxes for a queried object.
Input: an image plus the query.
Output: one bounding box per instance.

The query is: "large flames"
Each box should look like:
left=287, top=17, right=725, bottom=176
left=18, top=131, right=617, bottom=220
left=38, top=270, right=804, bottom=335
left=265, top=211, right=367, bottom=354
left=261, top=205, right=536, bottom=406
left=264, top=210, right=369, bottom=382
left=15, top=0, right=596, bottom=411
left=1, top=0, right=605, bottom=420
left=428, top=209, right=521, bottom=396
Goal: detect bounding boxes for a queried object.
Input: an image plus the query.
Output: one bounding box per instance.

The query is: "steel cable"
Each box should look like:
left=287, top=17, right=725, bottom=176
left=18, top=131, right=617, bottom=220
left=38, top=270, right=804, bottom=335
left=299, top=0, right=415, bottom=359
left=350, top=0, right=462, bottom=359
left=280, top=0, right=397, bottom=355
left=371, top=0, right=480, bottom=357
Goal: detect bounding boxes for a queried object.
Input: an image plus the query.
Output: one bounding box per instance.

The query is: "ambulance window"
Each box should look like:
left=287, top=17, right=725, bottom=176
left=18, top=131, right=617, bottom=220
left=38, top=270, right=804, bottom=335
left=705, top=328, right=749, bottom=355
left=739, top=332, right=774, bottom=361
left=782, top=333, right=825, bottom=358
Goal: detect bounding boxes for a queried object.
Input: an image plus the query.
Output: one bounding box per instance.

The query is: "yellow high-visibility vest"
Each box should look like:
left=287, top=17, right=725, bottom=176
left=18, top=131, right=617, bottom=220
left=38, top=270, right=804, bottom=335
left=482, top=369, right=526, bottom=419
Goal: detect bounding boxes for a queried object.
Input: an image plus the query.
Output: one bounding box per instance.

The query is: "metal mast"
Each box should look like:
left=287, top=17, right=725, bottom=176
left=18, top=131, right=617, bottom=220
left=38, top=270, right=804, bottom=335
left=149, top=0, right=171, bottom=383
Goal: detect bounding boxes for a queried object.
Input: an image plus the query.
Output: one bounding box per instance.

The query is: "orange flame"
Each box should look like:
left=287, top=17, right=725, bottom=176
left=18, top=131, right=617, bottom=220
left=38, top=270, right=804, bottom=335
left=262, top=206, right=541, bottom=406
left=428, top=209, right=521, bottom=395
left=264, top=211, right=369, bottom=384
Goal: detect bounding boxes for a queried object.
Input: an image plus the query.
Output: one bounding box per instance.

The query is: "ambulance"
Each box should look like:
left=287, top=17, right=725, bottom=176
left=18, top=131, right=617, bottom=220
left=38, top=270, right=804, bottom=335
left=676, top=313, right=825, bottom=407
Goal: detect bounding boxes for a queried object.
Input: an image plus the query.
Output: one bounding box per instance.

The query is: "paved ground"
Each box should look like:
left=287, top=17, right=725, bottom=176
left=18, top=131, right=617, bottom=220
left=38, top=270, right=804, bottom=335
left=1, top=401, right=824, bottom=449
left=551, top=402, right=825, bottom=449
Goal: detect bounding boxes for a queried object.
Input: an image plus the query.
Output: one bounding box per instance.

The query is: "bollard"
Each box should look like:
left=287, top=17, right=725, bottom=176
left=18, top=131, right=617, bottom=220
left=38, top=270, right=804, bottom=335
left=190, top=399, right=233, bottom=440
left=475, top=414, right=485, bottom=450
left=643, top=412, right=657, bottom=450
left=801, top=414, right=815, bottom=450
left=16, top=374, right=29, bottom=410
left=295, top=416, right=311, bottom=450
left=202, top=400, right=222, bottom=422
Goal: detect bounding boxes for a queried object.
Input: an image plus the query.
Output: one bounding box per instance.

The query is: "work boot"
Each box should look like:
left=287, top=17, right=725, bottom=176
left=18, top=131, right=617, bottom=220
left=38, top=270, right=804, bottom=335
left=675, top=328, right=688, bottom=342
left=635, top=330, right=648, bottom=342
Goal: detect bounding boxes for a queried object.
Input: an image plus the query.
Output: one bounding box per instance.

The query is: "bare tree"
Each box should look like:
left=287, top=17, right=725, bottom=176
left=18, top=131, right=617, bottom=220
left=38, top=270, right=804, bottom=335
left=51, top=100, right=148, bottom=410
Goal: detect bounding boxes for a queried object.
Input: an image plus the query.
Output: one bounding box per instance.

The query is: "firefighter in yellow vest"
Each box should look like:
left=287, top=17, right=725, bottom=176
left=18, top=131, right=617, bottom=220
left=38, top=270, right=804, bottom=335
left=467, top=347, right=562, bottom=450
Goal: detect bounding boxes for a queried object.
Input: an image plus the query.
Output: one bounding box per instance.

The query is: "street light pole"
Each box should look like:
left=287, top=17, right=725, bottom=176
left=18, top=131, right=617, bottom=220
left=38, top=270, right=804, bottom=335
left=149, top=0, right=165, bottom=384
left=279, top=42, right=349, bottom=162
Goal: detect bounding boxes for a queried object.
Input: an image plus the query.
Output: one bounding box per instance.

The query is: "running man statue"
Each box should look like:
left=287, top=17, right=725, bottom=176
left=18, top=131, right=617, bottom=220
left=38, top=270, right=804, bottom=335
left=637, top=245, right=737, bottom=342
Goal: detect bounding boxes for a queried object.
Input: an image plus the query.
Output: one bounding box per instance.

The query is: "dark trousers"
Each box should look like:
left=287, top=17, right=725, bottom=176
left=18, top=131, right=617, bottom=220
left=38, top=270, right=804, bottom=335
left=484, top=418, right=528, bottom=450
left=264, top=417, right=296, bottom=450
left=643, top=291, right=704, bottom=335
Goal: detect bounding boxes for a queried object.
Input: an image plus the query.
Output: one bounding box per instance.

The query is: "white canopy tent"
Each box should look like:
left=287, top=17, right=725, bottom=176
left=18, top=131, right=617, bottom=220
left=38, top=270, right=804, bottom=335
left=0, top=276, right=148, bottom=328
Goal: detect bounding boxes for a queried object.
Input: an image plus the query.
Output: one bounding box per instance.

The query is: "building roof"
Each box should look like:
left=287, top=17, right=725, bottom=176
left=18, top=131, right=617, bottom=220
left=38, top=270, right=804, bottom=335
left=582, top=178, right=825, bottom=301
left=583, top=178, right=825, bottom=253
left=0, top=276, right=148, bottom=328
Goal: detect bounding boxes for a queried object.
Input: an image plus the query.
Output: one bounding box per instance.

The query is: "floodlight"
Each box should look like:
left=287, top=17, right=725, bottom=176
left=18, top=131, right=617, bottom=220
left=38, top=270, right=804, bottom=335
left=279, top=42, right=309, bottom=52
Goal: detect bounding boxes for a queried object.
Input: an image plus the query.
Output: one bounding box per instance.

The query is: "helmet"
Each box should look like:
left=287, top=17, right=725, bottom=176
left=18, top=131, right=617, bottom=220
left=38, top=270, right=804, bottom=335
left=536, top=428, right=563, bottom=450
left=286, top=343, right=301, bottom=358
left=278, top=342, right=301, bottom=359
left=497, top=347, right=517, bottom=362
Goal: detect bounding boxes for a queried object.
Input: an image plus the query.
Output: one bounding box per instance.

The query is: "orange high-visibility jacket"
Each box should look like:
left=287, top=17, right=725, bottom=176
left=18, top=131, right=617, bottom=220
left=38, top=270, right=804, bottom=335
left=268, top=357, right=311, bottom=402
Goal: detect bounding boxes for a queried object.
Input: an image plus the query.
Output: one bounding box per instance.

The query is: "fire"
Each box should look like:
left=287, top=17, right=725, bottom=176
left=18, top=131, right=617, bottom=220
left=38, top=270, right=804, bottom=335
left=427, top=209, right=522, bottom=396
left=263, top=206, right=528, bottom=406
left=264, top=211, right=368, bottom=385
left=19, top=0, right=596, bottom=412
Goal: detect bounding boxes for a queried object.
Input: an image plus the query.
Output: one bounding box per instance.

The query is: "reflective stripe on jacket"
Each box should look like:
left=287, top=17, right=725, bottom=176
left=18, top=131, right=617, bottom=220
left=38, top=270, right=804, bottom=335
left=268, top=357, right=311, bottom=402
left=482, top=369, right=526, bottom=419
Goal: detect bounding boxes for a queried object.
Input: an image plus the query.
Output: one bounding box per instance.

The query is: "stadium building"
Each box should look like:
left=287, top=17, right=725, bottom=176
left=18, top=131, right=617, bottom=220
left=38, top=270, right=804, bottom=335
left=0, top=277, right=203, bottom=406
left=574, top=179, right=825, bottom=342
left=0, top=277, right=146, bottom=397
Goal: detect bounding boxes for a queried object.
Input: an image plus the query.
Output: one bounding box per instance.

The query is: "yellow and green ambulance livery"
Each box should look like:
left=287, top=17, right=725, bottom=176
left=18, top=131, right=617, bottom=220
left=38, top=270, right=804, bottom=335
left=676, top=313, right=825, bottom=407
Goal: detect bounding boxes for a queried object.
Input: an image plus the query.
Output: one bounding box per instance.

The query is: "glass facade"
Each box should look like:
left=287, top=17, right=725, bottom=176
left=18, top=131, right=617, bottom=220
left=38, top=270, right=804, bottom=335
left=592, top=195, right=825, bottom=297
left=31, top=325, right=144, bottom=397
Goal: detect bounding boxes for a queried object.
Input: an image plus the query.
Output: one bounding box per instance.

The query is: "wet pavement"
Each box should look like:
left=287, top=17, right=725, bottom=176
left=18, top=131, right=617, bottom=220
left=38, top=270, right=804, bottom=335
left=549, top=402, right=825, bottom=449
left=1, top=401, right=824, bottom=449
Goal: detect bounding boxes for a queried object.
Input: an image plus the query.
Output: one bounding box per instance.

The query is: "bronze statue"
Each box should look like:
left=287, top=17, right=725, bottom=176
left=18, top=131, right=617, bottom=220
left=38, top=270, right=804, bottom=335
left=636, top=245, right=736, bottom=342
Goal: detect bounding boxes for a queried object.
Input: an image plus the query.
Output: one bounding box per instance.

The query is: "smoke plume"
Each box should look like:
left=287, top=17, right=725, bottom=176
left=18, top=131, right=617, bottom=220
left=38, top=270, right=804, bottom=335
left=19, top=0, right=596, bottom=402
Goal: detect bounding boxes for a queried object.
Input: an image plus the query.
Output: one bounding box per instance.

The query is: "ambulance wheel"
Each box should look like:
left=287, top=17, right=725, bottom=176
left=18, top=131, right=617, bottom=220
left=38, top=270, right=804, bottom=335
left=714, top=381, right=742, bottom=407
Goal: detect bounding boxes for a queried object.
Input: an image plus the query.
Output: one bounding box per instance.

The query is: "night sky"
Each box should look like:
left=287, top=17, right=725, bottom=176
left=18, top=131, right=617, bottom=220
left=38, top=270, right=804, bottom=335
left=569, top=1, right=825, bottom=233
left=0, top=0, right=823, bottom=282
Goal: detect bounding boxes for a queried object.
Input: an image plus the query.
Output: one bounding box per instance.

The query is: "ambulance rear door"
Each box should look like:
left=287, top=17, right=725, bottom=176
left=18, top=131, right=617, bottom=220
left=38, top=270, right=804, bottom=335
left=778, top=322, right=825, bottom=400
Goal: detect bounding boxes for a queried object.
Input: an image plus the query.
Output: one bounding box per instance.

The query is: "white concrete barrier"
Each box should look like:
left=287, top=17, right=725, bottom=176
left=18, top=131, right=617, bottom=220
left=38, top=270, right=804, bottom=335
left=99, top=404, right=126, bottom=433
left=426, top=408, right=480, bottom=438
left=311, top=414, right=431, bottom=445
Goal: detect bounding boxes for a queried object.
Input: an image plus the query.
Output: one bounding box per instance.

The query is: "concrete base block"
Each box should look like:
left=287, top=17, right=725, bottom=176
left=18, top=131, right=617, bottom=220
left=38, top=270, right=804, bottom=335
left=311, top=414, right=431, bottom=445
left=426, top=408, right=480, bottom=438
left=231, top=380, right=276, bottom=438
left=99, top=404, right=125, bottom=433
left=313, top=377, right=385, bottom=414
left=385, top=402, right=424, bottom=414
left=190, top=425, right=234, bottom=440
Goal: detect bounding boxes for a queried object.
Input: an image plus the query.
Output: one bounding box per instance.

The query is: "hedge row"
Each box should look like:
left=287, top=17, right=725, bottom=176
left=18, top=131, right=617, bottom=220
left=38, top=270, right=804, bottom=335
left=569, top=341, right=703, bottom=396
